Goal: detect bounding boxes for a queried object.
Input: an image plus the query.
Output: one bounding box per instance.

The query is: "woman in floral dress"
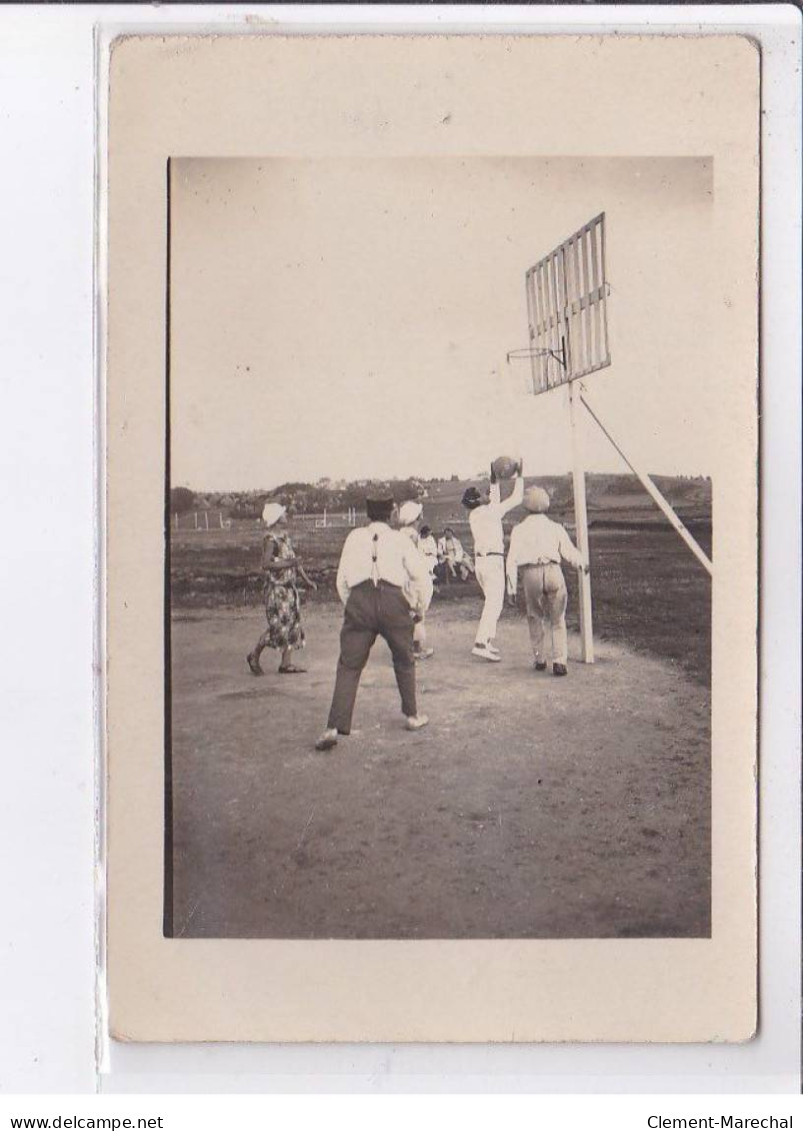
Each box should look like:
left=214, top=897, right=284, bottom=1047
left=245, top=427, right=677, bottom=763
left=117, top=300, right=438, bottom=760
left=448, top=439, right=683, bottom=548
left=246, top=503, right=316, bottom=675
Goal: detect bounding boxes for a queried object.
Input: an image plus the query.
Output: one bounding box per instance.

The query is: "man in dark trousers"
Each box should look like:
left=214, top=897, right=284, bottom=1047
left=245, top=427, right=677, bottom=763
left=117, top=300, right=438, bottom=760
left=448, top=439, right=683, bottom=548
left=315, top=497, right=433, bottom=752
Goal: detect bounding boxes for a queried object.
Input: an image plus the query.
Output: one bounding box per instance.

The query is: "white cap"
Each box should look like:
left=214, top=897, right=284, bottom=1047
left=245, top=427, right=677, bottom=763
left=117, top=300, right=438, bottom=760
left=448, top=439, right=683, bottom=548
left=261, top=502, right=286, bottom=527
left=523, top=487, right=550, bottom=514
left=398, top=501, right=423, bottom=526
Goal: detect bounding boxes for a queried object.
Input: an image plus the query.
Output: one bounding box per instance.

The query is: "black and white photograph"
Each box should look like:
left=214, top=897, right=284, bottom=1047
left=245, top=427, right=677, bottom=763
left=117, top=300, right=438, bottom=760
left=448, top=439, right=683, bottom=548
left=166, top=155, right=715, bottom=942
left=6, top=5, right=801, bottom=1093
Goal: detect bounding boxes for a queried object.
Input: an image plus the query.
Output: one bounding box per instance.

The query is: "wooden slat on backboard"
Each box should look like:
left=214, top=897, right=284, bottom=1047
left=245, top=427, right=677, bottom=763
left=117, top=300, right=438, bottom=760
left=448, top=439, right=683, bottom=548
left=588, top=218, right=602, bottom=374
left=570, top=234, right=585, bottom=377
left=580, top=225, right=593, bottom=375
left=599, top=214, right=610, bottom=365
left=533, top=264, right=547, bottom=391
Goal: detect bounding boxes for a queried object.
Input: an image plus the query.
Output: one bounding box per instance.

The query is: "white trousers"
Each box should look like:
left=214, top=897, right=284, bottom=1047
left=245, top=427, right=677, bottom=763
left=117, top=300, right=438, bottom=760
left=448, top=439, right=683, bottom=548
left=474, top=556, right=506, bottom=644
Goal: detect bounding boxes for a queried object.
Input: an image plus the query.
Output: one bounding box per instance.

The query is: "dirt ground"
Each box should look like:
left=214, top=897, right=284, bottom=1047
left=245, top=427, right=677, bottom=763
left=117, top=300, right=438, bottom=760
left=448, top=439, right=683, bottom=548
left=169, top=600, right=710, bottom=939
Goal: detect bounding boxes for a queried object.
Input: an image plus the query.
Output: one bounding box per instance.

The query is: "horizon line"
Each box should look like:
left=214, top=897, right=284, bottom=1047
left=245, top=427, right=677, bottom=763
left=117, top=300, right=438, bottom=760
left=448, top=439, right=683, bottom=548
left=175, top=470, right=713, bottom=495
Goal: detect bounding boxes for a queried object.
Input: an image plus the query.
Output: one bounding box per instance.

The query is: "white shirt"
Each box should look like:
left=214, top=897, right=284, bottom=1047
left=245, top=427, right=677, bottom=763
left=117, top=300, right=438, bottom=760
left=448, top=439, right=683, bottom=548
left=336, top=522, right=433, bottom=611
left=468, top=477, right=524, bottom=556
left=506, top=513, right=584, bottom=590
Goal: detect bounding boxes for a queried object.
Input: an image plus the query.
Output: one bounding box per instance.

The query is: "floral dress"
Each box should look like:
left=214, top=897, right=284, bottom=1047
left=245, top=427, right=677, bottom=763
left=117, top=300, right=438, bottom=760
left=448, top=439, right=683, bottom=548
left=261, top=533, right=306, bottom=650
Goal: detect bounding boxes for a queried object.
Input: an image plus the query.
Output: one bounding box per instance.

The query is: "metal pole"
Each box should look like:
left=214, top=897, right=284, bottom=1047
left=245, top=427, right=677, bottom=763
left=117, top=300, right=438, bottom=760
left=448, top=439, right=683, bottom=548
left=579, top=389, right=713, bottom=576
left=568, top=381, right=595, bottom=663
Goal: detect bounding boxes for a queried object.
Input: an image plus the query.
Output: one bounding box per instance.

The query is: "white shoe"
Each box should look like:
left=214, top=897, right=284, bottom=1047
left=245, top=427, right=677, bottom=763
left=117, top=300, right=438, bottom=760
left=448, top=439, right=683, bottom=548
left=414, top=647, right=434, bottom=661
left=472, top=643, right=501, bottom=662
left=487, top=642, right=501, bottom=655
left=405, top=714, right=429, bottom=731
left=314, top=728, right=338, bottom=751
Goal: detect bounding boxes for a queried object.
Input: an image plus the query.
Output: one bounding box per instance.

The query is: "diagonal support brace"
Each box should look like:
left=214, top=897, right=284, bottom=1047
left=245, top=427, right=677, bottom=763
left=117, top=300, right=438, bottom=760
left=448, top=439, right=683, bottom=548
left=578, top=388, right=713, bottom=577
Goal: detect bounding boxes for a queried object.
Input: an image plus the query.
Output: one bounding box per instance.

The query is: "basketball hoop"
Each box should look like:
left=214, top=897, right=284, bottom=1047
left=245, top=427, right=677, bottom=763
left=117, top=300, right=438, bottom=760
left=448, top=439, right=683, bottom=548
left=501, top=210, right=710, bottom=670
left=516, top=212, right=612, bottom=398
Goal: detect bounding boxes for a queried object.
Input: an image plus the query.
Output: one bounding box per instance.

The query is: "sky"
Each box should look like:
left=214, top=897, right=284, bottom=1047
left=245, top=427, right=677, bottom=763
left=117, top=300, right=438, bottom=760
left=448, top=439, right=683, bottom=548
left=170, top=156, right=715, bottom=491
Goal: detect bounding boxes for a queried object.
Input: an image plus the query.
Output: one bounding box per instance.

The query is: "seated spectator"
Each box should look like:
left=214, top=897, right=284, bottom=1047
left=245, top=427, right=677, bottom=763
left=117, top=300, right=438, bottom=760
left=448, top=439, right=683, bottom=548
left=417, top=525, right=439, bottom=577
left=437, top=526, right=474, bottom=581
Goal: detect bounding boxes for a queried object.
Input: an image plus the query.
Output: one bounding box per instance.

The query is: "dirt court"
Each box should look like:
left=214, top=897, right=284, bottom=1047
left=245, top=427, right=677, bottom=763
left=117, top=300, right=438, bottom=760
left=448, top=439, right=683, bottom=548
left=169, top=600, right=710, bottom=939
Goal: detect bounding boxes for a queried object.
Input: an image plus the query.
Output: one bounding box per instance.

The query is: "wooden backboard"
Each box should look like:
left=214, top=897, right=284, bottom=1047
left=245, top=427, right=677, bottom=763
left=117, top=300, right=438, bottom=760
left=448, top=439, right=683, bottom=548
left=525, top=212, right=611, bottom=394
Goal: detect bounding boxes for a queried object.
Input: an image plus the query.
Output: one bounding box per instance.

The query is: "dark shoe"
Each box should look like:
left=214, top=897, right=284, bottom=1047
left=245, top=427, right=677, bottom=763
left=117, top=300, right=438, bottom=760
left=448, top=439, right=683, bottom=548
left=315, top=728, right=338, bottom=751
left=552, top=662, right=568, bottom=677
left=246, top=652, right=263, bottom=676
left=278, top=664, right=307, bottom=674
left=534, top=661, right=547, bottom=672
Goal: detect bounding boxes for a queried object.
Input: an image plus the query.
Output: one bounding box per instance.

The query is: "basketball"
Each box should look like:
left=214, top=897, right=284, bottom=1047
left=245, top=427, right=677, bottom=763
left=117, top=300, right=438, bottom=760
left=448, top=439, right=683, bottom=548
left=491, top=455, right=519, bottom=480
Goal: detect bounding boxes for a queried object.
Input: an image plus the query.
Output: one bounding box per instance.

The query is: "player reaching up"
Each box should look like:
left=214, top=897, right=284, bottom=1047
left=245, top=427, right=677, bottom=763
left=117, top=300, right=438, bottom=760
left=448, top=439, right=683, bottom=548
left=461, top=456, right=524, bottom=661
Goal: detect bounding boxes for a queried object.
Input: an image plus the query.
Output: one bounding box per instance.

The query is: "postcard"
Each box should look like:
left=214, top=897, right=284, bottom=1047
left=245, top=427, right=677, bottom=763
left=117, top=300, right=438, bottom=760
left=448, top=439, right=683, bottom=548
left=105, top=33, right=758, bottom=1042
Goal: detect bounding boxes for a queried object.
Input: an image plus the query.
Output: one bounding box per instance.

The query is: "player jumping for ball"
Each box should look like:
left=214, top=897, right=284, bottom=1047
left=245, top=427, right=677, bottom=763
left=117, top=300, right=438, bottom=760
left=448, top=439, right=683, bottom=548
left=461, top=457, right=524, bottom=662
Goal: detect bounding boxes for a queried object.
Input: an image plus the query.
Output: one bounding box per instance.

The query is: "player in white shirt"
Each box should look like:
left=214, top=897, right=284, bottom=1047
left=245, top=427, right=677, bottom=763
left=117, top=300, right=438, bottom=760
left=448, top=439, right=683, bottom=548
left=505, top=486, right=588, bottom=676
left=398, top=500, right=423, bottom=548
left=315, top=497, right=433, bottom=751
left=398, top=500, right=434, bottom=660
left=461, top=459, right=524, bottom=661
left=437, top=527, right=472, bottom=581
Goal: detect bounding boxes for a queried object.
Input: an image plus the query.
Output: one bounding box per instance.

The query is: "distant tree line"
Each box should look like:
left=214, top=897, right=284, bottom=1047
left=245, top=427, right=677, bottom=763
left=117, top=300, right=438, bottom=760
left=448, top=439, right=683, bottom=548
left=169, top=477, right=426, bottom=518
left=170, top=473, right=711, bottom=519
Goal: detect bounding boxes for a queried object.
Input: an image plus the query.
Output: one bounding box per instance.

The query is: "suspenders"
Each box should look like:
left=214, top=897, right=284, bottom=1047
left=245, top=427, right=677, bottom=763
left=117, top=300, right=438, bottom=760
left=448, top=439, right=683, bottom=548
left=371, top=532, right=380, bottom=586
